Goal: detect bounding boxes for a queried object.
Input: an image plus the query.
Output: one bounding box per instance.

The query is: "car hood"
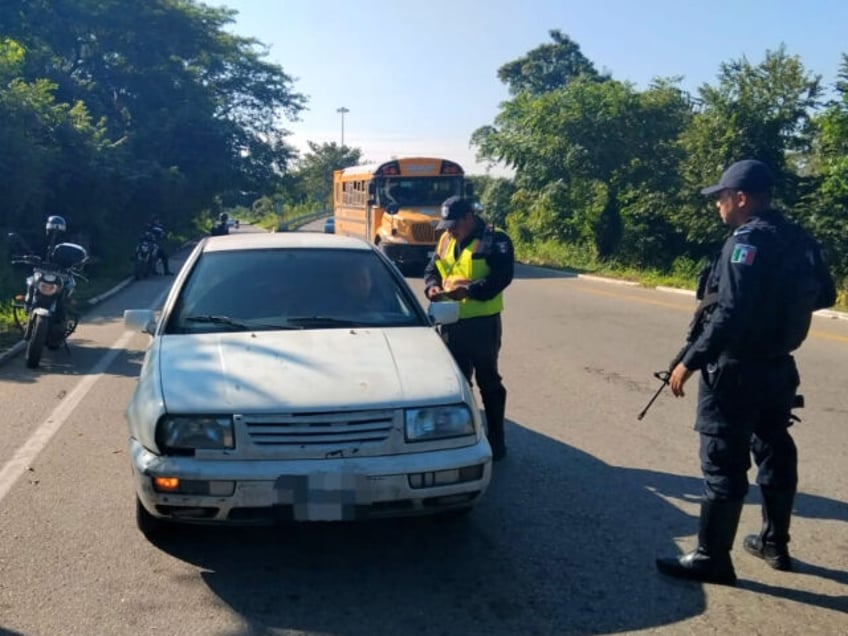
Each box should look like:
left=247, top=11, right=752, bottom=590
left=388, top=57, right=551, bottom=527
left=156, top=327, right=464, bottom=412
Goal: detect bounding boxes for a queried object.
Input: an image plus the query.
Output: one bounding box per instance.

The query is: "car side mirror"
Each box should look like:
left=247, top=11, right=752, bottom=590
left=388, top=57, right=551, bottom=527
left=124, top=309, right=157, bottom=335
left=427, top=300, right=460, bottom=326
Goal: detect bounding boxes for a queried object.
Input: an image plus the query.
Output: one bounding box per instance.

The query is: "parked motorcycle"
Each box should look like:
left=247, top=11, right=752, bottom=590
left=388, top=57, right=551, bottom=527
left=9, top=216, right=89, bottom=369
left=210, top=212, right=230, bottom=236
left=133, top=230, right=160, bottom=280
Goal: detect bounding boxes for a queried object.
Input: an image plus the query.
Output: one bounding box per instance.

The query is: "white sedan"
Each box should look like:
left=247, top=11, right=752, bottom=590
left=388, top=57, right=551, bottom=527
left=124, top=232, right=491, bottom=537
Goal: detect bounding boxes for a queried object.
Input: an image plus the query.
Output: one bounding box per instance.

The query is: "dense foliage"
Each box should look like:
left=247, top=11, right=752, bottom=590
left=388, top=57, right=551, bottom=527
left=0, top=0, right=306, bottom=298
left=472, top=31, right=847, bottom=296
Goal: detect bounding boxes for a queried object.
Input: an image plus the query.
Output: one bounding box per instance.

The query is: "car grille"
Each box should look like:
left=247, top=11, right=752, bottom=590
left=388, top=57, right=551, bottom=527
left=239, top=410, right=396, bottom=447
left=411, top=222, right=437, bottom=243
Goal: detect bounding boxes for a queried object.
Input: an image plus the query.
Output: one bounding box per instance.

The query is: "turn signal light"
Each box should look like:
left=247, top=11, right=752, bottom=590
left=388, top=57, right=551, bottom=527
left=153, top=477, right=180, bottom=492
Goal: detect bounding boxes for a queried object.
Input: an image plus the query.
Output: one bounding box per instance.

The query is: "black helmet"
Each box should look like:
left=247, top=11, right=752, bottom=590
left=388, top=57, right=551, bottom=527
left=46, top=215, right=67, bottom=233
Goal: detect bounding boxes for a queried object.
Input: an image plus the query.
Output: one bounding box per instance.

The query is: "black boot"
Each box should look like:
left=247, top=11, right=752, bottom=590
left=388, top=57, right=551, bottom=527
left=656, top=499, right=744, bottom=586
left=481, top=387, right=507, bottom=461
left=743, top=487, right=794, bottom=571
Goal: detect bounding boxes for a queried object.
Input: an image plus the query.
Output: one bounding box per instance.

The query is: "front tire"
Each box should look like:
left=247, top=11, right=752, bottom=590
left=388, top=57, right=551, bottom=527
left=25, top=313, right=48, bottom=369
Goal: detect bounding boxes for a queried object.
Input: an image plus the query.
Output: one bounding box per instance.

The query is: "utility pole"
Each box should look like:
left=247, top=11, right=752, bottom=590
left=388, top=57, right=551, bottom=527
left=336, top=106, right=349, bottom=147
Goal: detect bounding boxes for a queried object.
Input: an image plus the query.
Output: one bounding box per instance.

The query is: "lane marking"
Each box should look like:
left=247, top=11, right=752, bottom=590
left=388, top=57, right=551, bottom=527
left=0, top=289, right=167, bottom=504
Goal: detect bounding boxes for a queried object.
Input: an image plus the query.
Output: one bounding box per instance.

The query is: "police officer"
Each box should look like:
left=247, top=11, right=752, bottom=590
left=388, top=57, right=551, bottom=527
left=655, top=159, right=836, bottom=585
left=424, top=196, right=514, bottom=461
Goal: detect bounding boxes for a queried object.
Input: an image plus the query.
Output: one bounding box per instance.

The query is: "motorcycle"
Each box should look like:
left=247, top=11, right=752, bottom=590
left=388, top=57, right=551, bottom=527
left=9, top=216, right=89, bottom=369
left=133, top=230, right=160, bottom=280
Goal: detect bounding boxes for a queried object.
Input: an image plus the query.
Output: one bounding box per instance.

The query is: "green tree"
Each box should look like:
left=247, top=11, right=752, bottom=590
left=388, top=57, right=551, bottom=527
left=473, top=75, right=691, bottom=262
left=466, top=176, right=517, bottom=229
left=802, top=54, right=848, bottom=282
left=0, top=0, right=307, bottom=234
left=292, top=142, right=362, bottom=209
left=496, top=29, right=606, bottom=96
left=674, top=45, right=821, bottom=249
left=0, top=37, right=114, bottom=237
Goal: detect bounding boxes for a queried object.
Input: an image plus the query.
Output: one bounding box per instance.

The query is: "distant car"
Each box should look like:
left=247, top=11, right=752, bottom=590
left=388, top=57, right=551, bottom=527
left=123, top=232, right=491, bottom=538
left=323, top=217, right=335, bottom=234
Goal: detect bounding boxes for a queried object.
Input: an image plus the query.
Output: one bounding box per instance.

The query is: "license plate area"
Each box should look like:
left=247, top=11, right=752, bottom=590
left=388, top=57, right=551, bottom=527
left=275, top=473, right=369, bottom=521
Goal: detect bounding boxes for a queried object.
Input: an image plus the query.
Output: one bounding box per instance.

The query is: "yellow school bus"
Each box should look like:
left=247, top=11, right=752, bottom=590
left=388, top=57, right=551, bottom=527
left=333, top=157, right=472, bottom=271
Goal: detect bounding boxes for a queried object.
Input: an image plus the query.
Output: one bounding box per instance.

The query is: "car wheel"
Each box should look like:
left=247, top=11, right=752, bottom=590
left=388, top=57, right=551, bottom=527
left=136, top=497, right=171, bottom=539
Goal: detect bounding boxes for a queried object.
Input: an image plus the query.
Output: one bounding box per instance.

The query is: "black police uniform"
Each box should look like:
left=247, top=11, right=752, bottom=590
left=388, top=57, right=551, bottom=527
left=424, top=216, right=514, bottom=459
left=660, top=209, right=806, bottom=581
left=682, top=209, right=802, bottom=502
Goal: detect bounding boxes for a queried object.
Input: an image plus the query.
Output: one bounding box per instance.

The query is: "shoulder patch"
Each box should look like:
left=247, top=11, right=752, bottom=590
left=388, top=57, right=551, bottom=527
left=496, top=240, right=510, bottom=254
left=730, top=243, right=757, bottom=265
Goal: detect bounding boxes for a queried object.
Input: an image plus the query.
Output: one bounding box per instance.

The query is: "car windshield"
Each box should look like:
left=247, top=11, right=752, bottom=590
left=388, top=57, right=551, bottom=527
left=167, top=247, right=426, bottom=333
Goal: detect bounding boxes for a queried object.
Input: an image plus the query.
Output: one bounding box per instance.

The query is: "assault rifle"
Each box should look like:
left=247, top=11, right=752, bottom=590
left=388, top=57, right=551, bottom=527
left=636, top=345, right=689, bottom=421
left=636, top=291, right=718, bottom=421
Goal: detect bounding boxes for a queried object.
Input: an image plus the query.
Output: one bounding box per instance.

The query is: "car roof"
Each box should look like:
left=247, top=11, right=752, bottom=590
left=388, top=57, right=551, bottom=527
left=202, top=231, right=369, bottom=253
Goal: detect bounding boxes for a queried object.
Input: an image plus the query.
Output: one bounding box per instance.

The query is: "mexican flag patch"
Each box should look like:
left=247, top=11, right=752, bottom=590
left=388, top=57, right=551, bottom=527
left=730, top=243, right=757, bottom=265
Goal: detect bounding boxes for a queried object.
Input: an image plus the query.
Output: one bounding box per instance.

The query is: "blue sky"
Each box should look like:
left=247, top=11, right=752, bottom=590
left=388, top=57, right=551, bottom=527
left=211, top=0, right=847, bottom=176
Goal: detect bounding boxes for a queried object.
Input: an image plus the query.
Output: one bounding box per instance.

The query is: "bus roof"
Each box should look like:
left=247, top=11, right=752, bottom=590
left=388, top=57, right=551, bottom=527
left=337, top=157, right=464, bottom=178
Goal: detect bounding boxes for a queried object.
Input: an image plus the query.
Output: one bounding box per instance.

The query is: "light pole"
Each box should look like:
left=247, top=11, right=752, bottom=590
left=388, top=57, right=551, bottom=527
left=336, top=106, right=349, bottom=147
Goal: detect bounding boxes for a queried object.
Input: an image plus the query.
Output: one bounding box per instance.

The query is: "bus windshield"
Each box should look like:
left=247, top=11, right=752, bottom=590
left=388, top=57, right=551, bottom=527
left=378, top=176, right=463, bottom=208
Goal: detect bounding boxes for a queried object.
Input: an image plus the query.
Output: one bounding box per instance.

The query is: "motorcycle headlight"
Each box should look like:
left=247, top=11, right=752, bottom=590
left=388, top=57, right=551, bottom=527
left=156, top=416, right=235, bottom=452
left=405, top=405, right=474, bottom=442
left=37, top=280, right=60, bottom=296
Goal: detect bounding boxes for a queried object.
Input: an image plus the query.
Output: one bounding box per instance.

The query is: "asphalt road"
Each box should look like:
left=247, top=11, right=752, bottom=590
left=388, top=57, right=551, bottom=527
left=1, top=221, right=846, bottom=635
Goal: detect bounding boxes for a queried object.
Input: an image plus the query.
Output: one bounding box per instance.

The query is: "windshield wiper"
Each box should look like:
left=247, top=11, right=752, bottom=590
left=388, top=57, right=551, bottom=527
left=285, top=316, right=361, bottom=328
left=184, top=315, right=253, bottom=330
left=184, top=315, right=303, bottom=331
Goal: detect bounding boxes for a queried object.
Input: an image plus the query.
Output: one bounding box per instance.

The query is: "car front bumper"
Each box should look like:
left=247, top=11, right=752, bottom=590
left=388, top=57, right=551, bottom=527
left=131, top=438, right=492, bottom=524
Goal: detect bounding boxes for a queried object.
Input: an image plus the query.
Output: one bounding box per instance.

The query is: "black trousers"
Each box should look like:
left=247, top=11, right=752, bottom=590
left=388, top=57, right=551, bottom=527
left=695, top=356, right=800, bottom=500
left=440, top=313, right=507, bottom=450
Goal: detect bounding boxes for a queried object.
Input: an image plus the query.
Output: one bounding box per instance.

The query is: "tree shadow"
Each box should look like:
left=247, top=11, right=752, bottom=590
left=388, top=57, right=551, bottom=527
left=0, top=338, right=146, bottom=383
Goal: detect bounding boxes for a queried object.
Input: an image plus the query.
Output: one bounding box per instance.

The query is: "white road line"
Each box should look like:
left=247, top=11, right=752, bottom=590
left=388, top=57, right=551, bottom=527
left=0, top=330, right=135, bottom=502
left=0, top=289, right=167, bottom=504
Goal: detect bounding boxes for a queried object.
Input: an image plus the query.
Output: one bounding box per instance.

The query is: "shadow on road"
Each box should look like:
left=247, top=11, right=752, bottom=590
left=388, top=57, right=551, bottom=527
left=144, top=420, right=846, bottom=634
left=0, top=337, right=145, bottom=383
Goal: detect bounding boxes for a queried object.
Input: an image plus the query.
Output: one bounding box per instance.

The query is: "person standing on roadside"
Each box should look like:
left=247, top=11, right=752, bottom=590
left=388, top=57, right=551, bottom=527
left=424, top=196, right=515, bottom=461
left=655, top=159, right=836, bottom=586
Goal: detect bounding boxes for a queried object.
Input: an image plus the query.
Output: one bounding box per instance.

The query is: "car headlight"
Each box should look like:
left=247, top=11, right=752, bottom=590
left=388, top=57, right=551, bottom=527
left=156, top=416, right=234, bottom=451
left=405, top=405, right=474, bottom=442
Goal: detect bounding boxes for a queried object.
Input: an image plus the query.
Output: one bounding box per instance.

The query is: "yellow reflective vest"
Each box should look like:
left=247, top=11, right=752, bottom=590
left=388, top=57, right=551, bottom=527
left=434, top=230, right=504, bottom=319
